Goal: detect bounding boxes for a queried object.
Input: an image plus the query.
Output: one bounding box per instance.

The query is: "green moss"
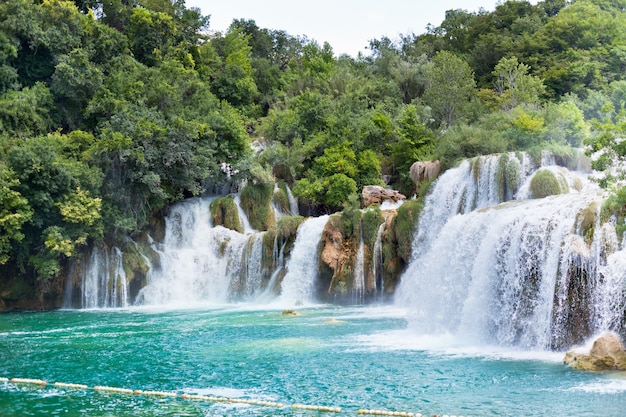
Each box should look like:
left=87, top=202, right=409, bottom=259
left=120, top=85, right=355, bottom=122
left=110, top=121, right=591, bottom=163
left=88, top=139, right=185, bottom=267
left=240, top=182, right=275, bottom=231
left=496, top=152, right=509, bottom=201
left=602, top=187, right=626, bottom=239
left=577, top=202, right=598, bottom=244
left=527, top=148, right=543, bottom=168
left=470, top=156, right=482, bottom=183
left=339, top=194, right=361, bottom=238
left=210, top=196, right=243, bottom=233
left=262, top=215, right=305, bottom=276
left=505, top=156, right=521, bottom=197
left=121, top=241, right=150, bottom=285
left=361, top=206, right=384, bottom=249
left=394, top=199, right=423, bottom=262
left=529, top=169, right=567, bottom=199
left=273, top=180, right=291, bottom=214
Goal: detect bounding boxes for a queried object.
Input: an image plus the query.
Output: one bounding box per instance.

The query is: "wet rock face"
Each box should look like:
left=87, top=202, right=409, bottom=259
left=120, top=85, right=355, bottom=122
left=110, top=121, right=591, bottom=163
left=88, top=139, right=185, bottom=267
left=564, top=333, right=626, bottom=371
left=362, top=186, right=406, bottom=208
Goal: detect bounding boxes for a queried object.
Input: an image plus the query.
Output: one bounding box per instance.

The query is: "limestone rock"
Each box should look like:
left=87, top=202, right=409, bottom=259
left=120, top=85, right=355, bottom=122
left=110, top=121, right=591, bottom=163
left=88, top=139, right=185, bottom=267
left=409, top=160, right=441, bottom=184
left=362, top=185, right=406, bottom=208
left=564, top=332, right=626, bottom=371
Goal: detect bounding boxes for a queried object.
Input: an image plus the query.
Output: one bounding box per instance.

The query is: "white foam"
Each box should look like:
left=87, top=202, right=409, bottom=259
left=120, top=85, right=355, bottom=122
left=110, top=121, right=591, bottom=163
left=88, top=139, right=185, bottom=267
left=570, top=378, right=626, bottom=394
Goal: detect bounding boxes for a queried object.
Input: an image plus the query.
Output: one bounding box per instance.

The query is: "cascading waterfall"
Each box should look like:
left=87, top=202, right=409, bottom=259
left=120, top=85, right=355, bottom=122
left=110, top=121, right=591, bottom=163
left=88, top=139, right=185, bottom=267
left=279, top=215, right=329, bottom=306
left=80, top=246, right=128, bottom=309
left=286, top=184, right=299, bottom=216
left=353, top=231, right=366, bottom=304
left=135, top=197, right=277, bottom=305
left=372, top=220, right=386, bottom=298
left=396, top=151, right=625, bottom=350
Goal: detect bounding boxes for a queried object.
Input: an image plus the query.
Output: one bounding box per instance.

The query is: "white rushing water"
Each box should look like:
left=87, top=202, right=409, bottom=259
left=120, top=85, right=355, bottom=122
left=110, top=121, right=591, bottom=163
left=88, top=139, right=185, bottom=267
left=395, top=152, right=625, bottom=350
left=80, top=246, right=128, bottom=308
left=279, top=215, right=329, bottom=306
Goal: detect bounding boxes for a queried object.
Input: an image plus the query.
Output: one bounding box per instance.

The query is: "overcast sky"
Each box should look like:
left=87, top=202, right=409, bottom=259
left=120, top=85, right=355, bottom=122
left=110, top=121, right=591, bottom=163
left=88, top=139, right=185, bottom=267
left=185, top=0, right=540, bottom=57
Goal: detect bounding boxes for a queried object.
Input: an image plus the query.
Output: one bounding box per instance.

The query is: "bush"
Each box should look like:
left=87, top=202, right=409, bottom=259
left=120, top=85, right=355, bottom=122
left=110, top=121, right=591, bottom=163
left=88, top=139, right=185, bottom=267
left=529, top=169, right=567, bottom=199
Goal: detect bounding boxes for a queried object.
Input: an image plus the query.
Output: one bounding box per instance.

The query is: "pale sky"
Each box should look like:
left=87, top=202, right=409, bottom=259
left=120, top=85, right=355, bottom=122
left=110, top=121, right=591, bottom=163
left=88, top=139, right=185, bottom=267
left=185, top=0, right=540, bottom=57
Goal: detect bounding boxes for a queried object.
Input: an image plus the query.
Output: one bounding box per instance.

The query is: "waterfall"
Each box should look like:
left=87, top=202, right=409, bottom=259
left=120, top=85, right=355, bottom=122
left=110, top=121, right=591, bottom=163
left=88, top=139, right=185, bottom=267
left=353, top=231, right=365, bottom=304
left=286, top=183, right=299, bottom=216
left=135, top=197, right=263, bottom=306
left=279, top=215, right=329, bottom=306
left=372, top=221, right=386, bottom=298
left=396, top=152, right=623, bottom=350
left=233, top=194, right=256, bottom=234
left=80, top=246, right=128, bottom=308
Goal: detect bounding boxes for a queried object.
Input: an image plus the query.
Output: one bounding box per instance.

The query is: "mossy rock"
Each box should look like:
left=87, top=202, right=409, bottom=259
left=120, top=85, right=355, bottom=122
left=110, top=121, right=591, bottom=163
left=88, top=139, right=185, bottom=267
left=210, top=196, right=243, bottom=233
left=577, top=202, right=598, bottom=244
left=529, top=169, right=568, bottom=199
left=273, top=180, right=291, bottom=214
left=281, top=309, right=300, bottom=316
left=394, top=199, right=423, bottom=263
left=240, top=182, right=275, bottom=231
left=361, top=207, right=384, bottom=249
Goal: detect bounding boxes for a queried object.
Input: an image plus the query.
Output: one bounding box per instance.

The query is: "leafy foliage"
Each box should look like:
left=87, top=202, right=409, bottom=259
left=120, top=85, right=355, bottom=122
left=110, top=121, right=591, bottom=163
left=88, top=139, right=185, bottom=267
left=1, top=0, right=626, bottom=287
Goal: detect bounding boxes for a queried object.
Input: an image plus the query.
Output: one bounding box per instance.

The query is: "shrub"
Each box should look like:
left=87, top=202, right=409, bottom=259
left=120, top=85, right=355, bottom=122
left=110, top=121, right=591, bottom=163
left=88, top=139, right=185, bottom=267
left=529, top=169, right=567, bottom=199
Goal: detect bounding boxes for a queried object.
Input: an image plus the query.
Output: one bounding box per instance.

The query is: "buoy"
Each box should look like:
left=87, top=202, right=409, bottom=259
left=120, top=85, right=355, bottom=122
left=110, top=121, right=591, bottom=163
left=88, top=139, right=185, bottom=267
left=54, top=382, right=88, bottom=390
left=10, top=378, right=46, bottom=386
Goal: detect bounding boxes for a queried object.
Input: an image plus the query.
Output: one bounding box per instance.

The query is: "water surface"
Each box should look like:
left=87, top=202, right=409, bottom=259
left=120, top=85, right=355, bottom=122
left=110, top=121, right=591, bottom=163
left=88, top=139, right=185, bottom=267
left=0, top=305, right=624, bottom=416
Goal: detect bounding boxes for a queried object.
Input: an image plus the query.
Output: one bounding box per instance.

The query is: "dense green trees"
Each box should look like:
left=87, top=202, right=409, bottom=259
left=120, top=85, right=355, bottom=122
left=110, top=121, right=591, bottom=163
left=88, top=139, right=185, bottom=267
left=0, top=0, right=625, bottom=285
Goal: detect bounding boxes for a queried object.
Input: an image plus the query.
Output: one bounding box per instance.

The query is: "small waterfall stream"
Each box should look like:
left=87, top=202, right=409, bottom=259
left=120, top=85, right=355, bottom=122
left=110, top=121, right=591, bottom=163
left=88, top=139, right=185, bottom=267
left=353, top=231, right=366, bottom=304
left=279, top=215, right=329, bottom=306
left=80, top=246, right=128, bottom=309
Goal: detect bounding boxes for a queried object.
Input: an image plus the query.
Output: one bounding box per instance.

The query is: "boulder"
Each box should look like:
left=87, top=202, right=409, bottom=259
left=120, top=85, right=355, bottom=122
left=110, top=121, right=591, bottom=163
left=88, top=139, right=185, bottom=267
left=362, top=185, right=406, bottom=208
left=564, top=332, right=626, bottom=371
left=409, top=160, right=441, bottom=184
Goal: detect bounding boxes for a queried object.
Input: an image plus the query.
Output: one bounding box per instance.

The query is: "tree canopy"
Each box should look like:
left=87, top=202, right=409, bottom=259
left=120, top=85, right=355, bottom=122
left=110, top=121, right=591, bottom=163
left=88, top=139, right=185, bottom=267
left=0, top=0, right=625, bottom=283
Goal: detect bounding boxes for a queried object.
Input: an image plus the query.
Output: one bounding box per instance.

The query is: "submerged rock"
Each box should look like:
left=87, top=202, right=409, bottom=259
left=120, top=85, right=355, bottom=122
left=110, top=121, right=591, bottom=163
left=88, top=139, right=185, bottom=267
left=564, top=333, right=626, bottom=371
left=281, top=309, right=300, bottom=316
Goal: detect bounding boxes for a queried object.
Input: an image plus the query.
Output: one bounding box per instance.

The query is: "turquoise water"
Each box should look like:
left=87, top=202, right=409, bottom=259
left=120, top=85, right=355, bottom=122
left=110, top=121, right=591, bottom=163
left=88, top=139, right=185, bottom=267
left=1, top=305, right=625, bottom=417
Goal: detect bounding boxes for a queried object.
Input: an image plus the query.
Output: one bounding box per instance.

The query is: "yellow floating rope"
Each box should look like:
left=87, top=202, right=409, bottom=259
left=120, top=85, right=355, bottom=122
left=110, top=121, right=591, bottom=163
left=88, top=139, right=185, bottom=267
left=10, top=378, right=46, bottom=386
left=54, top=382, right=88, bottom=389
left=1, top=375, right=468, bottom=416
left=292, top=403, right=342, bottom=412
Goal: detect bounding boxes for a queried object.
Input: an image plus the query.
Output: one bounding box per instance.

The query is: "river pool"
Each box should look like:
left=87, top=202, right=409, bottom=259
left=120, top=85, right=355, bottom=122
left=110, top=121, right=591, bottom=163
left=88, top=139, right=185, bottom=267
left=0, top=305, right=624, bottom=416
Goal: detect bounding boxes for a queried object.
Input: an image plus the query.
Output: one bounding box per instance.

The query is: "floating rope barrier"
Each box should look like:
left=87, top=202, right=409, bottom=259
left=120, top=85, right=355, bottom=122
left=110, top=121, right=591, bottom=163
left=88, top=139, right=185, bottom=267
left=358, top=410, right=417, bottom=416
left=133, top=389, right=177, bottom=398
left=94, top=385, right=135, bottom=394
left=0, top=375, right=466, bottom=416
left=54, top=382, right=88, bottom=389
left=292, top=403, right=342, bottom=412
left=10, top=378, right=46, bottom=386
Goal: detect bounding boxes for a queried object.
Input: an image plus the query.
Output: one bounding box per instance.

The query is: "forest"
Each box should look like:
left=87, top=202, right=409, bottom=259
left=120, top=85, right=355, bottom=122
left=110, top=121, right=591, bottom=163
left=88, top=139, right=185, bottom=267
left=0, top=0, right=626, bottom=287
